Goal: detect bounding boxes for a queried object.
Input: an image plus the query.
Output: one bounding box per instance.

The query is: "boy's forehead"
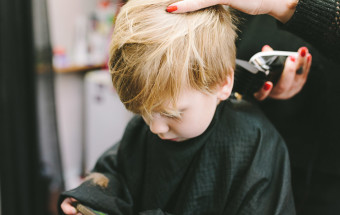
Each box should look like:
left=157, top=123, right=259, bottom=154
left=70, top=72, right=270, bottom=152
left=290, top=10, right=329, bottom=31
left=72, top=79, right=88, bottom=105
left=165, top=87, right=193, bottom=107
left=162, top=87, right=207, bottom=110
left=155, top=102, right=182, bottom=114
left=151, top=90, right=191, bottom=113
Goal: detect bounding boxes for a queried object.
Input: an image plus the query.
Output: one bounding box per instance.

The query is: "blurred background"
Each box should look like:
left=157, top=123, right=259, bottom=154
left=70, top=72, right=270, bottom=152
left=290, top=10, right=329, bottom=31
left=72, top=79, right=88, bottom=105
left=0, top=0, right=132, bottom=214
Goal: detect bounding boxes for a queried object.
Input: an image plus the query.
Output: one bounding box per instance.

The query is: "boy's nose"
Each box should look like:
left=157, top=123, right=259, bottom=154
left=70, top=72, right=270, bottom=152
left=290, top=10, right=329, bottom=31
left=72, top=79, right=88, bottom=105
left=149, top=116, right=169, bottom=135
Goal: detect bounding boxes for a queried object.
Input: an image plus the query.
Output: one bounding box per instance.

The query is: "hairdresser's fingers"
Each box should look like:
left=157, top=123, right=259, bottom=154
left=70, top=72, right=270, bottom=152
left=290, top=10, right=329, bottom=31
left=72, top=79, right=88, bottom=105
left=291, top=53, right=312, bottom=91
left=295, top=47, right=308, bottom=74
left=167, top=0, right=276, bottom=15
left=304, top=53, right=312, bottom=78
left=166, top=0, right=222, bottom=13
left=253, top=45, right=274, bottom=101
left=61, top=198, right=78, bottom=215
left=261, top=45, right=273, bottom=52
left=297, top=47, right=312, bottom=78
left=269, top=55, right=297, bottom=99
left=291, top=48, right=310, bottom=88
left=254, top=81, right=273, bottom=101
left=166, top=0, right=264, bottom=14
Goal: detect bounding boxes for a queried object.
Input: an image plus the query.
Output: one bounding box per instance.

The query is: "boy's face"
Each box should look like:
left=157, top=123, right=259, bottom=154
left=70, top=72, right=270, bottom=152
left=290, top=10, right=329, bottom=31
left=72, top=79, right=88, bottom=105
left=142, top=81, right=232, bottom=142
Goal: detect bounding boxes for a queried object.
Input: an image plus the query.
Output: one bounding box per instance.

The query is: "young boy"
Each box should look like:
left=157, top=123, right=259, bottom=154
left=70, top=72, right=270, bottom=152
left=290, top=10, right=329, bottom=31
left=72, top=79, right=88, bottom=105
left=59, top=0, right=295, bottom=214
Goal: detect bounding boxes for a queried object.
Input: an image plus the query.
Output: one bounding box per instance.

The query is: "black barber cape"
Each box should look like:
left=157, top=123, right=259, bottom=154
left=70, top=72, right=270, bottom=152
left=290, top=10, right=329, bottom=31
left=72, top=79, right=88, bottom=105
left=59, top=98, right=295, bottom=215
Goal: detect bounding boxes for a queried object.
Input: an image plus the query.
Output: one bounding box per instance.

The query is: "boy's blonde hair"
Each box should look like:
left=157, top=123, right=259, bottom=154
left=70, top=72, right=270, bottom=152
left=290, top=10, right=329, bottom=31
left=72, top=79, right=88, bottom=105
left=109, top=0, right=237, bottom=117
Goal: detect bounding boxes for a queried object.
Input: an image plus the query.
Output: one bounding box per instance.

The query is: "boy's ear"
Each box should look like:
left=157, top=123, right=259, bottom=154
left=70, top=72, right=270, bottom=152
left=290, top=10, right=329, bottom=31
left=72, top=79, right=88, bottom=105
left=217, top=68, right=234, bottom=101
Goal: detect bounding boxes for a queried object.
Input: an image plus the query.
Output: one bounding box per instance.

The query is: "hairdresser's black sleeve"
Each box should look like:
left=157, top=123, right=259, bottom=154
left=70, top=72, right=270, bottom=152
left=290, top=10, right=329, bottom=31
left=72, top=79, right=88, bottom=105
left=280, top=0, right=340, bottom=61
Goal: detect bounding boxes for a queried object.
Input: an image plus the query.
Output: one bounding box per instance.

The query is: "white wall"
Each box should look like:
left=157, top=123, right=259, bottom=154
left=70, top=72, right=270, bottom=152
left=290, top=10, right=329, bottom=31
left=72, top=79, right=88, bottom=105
left=54, top=72, right=85, bottom=189
left=47, top=0, right=97, bottom=189
left=84, top=71, right=133, bottom=172
left=55, top=71, right=132, bottom=190
left=48, top=0, right=130, bottom=190
left=47, top=0, right=95, bottom=59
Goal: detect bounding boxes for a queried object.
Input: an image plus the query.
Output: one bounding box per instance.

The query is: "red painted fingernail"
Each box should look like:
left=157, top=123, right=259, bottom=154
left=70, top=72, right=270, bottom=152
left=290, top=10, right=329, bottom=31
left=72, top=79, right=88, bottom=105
left=263, top=82, right=271, bottom=91
left=261, top=45, right=270, bottom=51
left=307, top=54, right=311, bottom=62
left=290, top=55, right=296, bottom=62
left=166, top=5, right=177, bottom=12
left=300, top=47, right=307, bottom=57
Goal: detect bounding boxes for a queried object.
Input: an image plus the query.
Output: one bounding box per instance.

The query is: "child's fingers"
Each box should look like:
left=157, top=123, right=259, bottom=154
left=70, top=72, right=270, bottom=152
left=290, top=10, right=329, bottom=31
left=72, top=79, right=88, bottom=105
left=61, top=198, right=78, bottom=215
left=254, top=81, right=273, bottom=101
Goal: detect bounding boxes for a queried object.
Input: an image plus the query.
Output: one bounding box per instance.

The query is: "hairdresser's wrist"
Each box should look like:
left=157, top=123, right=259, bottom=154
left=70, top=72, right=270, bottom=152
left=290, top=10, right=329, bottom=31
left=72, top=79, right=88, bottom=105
left=268, top=0, right=298, bottom=23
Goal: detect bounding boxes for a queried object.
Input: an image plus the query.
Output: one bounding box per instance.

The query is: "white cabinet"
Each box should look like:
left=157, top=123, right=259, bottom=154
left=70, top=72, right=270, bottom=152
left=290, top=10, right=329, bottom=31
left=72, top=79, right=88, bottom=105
left=83, top=70, right=133, bottom=172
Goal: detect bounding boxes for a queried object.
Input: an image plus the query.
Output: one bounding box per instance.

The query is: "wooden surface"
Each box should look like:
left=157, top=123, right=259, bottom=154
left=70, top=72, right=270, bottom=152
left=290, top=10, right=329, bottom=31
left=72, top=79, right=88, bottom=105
left=54, top=64, right=106, bottom=73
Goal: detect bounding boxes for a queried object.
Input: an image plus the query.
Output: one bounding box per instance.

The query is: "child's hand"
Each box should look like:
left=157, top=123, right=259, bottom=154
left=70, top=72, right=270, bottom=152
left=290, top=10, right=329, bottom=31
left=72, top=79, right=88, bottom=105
left=61, top=197, right=82, bottom=215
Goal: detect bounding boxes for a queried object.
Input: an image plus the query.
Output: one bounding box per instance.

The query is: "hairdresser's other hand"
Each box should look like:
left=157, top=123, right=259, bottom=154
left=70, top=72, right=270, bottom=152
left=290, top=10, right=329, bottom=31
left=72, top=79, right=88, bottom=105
left=166, top=0, right=298, bottom=23
left=61, top=197, right=82, bottom=215
left=254, top=45, right=312, bottom=101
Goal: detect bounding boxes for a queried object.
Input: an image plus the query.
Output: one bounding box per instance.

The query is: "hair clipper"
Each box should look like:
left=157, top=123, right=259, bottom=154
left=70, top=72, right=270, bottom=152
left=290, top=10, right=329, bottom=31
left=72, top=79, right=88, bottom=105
left=233, top=51, right=297, bottom=97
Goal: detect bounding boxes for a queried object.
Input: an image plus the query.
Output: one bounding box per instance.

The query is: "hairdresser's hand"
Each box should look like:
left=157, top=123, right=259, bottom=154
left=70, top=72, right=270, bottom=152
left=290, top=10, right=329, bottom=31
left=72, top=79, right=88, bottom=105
left=166, top=0, right=298, bottom=23
left=61, top=197, right=82, bottom=215
left=254, top=45, right=312, bottom=101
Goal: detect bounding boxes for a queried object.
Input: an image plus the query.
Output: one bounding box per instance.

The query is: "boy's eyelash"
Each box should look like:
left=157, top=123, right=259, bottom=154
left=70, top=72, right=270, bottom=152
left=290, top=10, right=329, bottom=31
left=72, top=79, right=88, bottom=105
left=161, top=112, right=182, bottom=119
left=165, top=115, right=179, bottom=119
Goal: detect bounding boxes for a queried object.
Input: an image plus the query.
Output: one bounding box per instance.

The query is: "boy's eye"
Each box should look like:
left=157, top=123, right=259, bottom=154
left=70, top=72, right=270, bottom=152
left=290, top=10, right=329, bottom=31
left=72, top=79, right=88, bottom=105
left=165, top=115, right=179, bottom=119
left=161, top=112, right=182, bottom=120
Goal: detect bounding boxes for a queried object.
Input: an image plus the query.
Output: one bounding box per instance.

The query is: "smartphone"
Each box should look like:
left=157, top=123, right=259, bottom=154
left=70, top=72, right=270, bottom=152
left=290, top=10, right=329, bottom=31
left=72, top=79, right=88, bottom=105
left=74, top=202, right=108, bottom=215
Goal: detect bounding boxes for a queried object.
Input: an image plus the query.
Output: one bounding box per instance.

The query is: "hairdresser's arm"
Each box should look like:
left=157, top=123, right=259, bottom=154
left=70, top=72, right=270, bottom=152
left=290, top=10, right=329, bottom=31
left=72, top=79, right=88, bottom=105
left=168, top=0, right=340, bottom=60
left=167, top=0, right=298, bottom=23
left=280, top=0, right=340, bottom=61
left=254, top=46, right=312, bottom=101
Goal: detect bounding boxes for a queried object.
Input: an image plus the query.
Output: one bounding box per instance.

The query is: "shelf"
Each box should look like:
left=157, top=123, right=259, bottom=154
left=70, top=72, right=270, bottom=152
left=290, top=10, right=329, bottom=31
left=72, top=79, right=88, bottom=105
left=54, top=64, right=106, bottom=73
